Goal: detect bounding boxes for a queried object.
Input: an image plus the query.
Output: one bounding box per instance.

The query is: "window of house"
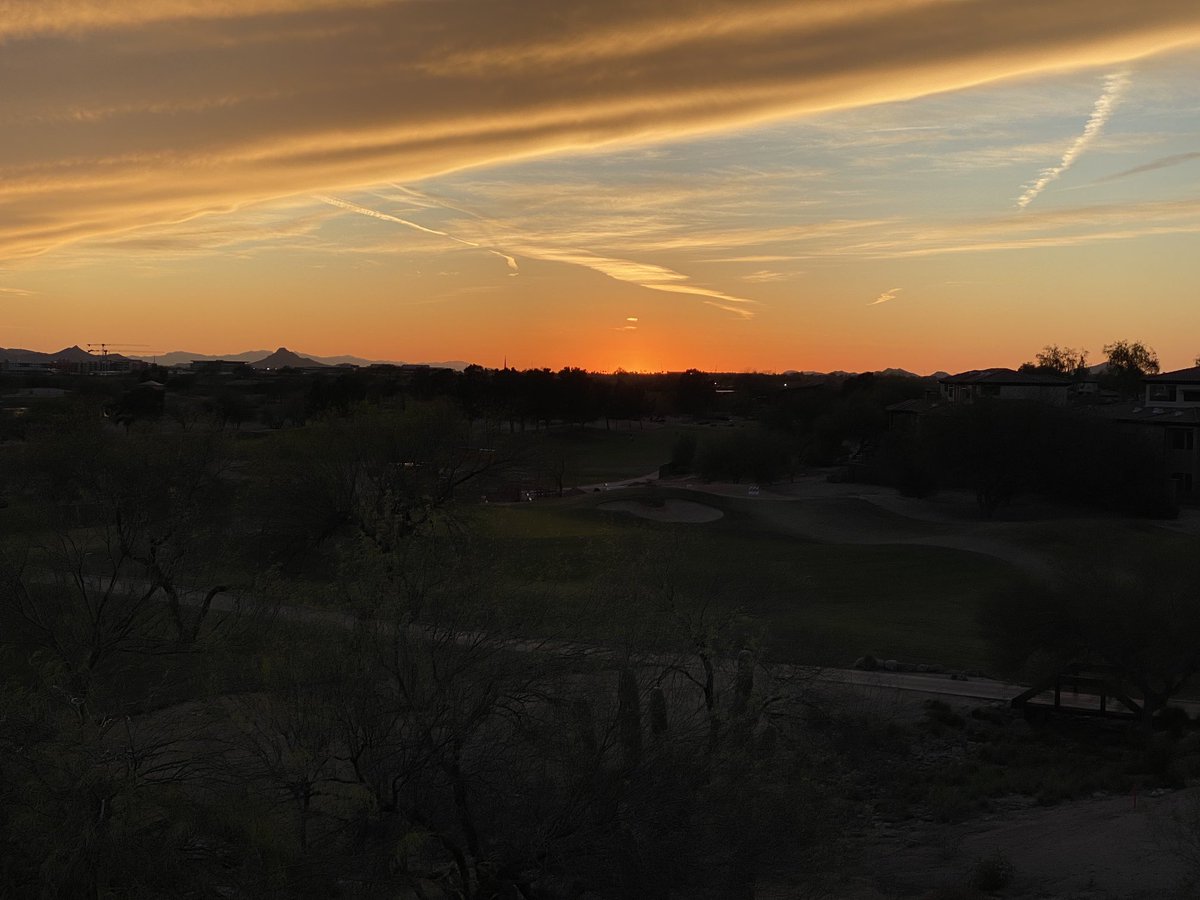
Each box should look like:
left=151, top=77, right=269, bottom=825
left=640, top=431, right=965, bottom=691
left=1172, top=473, right=1194, bottom=495
left=1183, top=389, right=1200, bottom=403
left=1149, top=384, right=1176, bottom=402
left=1168, top=428, right=1195, bottom=451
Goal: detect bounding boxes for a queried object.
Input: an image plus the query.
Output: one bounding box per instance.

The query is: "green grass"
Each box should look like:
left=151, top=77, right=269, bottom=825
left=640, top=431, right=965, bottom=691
left=471, top=488, right=1030, bottom=670
left=1000, top=515, right=1199, bottom=564
left=510, top=424, right=704, bottom=484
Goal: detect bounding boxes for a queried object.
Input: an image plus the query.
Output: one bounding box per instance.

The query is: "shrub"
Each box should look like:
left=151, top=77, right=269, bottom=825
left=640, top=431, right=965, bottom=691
left=971, top=849, right=1015, bottom=891
left=923, top=699, right=966, bottom=730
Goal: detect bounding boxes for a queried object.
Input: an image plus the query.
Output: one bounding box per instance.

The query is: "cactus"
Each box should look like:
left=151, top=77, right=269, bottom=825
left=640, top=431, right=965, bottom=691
left=649, top=687, right=669, bottom=737
left=755, top=721, right=779, bottom=761
left=732, top=649, right=754, bottom=717
left=617, top=667, right=642, bottom=770
left=572, top=696, right=597, bottom=755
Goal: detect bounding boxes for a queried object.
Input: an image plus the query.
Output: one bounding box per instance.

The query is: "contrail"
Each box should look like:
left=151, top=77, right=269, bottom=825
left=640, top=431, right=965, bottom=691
left=867, top=287, right=901, bottom=306
left=351, top=187, right=752, bottom=316
left=1095, top=150, right=1200, bottom=184
left=1017, top=70, right=1130, bottom=209
left=313, top=194, right=519, bottom=274
left=382, top=184, right=517, bottom=272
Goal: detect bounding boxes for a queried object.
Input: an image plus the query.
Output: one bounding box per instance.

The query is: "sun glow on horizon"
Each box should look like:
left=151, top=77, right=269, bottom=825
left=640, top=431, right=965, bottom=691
left=2, top=3, right=1199, bottom=374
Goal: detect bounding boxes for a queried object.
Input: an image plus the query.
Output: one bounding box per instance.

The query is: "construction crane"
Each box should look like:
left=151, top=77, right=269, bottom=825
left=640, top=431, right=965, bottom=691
left=86, top=343, right=152, bottom=375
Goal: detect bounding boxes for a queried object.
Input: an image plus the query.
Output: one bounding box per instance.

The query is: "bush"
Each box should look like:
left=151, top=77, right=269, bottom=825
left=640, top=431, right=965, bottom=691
left=971, top=849, right=1015, bottom=891
left=923, top=699, right=965, bottom=730
left=696, top=427, right=790, bottom=483
left=670, top=431, right=697, bottom=472
left=920, top=887, right=988, bottom=900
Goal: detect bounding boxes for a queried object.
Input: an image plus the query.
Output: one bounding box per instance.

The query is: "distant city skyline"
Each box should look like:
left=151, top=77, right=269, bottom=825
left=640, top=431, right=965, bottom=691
left=2, top=2, right=1199, bottom=373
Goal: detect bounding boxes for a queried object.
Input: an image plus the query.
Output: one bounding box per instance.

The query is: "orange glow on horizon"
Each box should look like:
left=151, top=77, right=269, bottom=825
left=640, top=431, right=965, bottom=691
left=3, top=4, right=1199, bottom=377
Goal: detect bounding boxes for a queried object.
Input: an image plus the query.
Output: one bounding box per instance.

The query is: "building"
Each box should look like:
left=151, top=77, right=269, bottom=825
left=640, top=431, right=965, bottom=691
left=1144, top=366, right=1200, bottom=406
left=1079, top=366, right=1200, bottom=503
left=189, top=360, right=253, bottom=377
left=0, top=359, right=56, bottom=375
left=938, top=368, right=1072, bottom=405
left=1123, top=366, right=1200, bottom=500
left=886, top=368, right=1071, bottom=431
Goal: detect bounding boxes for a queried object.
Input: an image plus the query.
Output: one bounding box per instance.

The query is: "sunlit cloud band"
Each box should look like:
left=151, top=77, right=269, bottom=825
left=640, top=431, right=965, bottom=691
left=1, top=1, right=1198, bottom=259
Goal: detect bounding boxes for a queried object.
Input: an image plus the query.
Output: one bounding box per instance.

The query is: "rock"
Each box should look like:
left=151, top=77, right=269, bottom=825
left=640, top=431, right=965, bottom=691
left=883, top=659, right=900, bottom=672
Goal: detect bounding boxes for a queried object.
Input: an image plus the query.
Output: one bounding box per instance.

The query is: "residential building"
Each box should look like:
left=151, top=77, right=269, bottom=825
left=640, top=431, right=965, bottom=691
left=938, top=368, right=1072, bottom=405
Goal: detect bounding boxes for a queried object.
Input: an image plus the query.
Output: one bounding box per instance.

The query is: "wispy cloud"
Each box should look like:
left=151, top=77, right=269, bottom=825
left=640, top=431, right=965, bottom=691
left=0, top=0, right=391, bottom=40
left=2, top=2, right=1198, bottom=259
left=510, top=245, right=757, bottom=317
left=0, top=286, right=35, bottom=295
left=743, top=269, right=791, bottom=283
left=868, top=287, right=902, bottom=306
left=1016, top=71, right=1130, bottom=209
left=850, top=196, right=1200, bottom=259
left=703, top=255, right=809, bottom=264
left=318, top=189, right=757, bottom=315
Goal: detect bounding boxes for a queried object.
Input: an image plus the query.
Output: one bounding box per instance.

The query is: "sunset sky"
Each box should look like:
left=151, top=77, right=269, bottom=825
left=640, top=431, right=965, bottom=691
left=3, top=1, right=1199, bottom=373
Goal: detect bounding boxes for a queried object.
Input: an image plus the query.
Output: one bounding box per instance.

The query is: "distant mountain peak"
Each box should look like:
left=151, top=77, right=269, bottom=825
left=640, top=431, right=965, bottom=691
left=250, top=347, right=326, bottom=369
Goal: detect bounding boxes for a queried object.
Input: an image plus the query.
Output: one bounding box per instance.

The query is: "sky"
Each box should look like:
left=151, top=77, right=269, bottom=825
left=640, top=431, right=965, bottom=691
left=2, top=1, right=1200, bottom=374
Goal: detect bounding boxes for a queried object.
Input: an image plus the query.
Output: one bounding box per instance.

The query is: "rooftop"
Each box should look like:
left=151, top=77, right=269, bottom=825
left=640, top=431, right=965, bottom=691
left=1146, top=366, right=1200, bottom=384
left=940, top=367, right=1072, bottom=386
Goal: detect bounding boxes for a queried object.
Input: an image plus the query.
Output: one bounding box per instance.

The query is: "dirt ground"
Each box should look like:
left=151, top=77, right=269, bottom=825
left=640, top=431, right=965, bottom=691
left=592, top=474, right=1200, bottom=897
left=763, top=683, right=1200, bottom=899
left=859, top=789, right=1196, bottom=899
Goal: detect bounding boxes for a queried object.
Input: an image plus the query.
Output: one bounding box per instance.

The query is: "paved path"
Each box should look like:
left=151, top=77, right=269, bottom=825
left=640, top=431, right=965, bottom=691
left=38, top=565, right=1200, bottom=718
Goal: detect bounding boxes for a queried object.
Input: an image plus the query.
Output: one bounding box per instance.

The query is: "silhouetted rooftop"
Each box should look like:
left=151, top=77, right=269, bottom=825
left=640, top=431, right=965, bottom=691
left=1146, top=366, right=1200, bottom=383
left=1090, top=402, right=1200, bottom=424
left=939, top=367, right=1071, bottom=386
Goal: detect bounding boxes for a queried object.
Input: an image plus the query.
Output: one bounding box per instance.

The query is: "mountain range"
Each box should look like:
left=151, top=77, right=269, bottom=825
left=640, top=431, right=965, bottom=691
left=2, top=345, right=940, bottom=377
left=784, top=367, right=928, bottom=379
left=0, top=345, right=470, bottom=370
left=139, top=348, right=471, bottom=370
left=0, top=344, right=117, bottom=363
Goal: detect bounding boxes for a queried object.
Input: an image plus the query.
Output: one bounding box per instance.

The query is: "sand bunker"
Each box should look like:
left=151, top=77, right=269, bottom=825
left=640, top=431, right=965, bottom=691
left=598, top=499, right=723, bottom=524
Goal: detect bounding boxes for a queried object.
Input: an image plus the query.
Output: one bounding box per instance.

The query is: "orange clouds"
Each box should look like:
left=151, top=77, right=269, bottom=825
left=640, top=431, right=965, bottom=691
left=2, top=0, right=1199, bottom=261
left=0, top=0, right=390, bottom=40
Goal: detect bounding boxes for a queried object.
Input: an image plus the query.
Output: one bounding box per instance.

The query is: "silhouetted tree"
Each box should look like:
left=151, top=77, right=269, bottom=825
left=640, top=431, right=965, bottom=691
left=1102, top=340, right=1160, bottom=397
left=604, top=375, right=648, bottom=428
left=981, top=547, right=1200, bottom=728
left=557, top=366, right=600, bottom=427
left=697, top=427, right=790, bottom=483
left=675, top=369, right=716, bottom=416
left=671, top=430, right=698, bottom=473
left=1019, top=344, right=1089, bottom=377
left=0, top=421, right=262, bottom=897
